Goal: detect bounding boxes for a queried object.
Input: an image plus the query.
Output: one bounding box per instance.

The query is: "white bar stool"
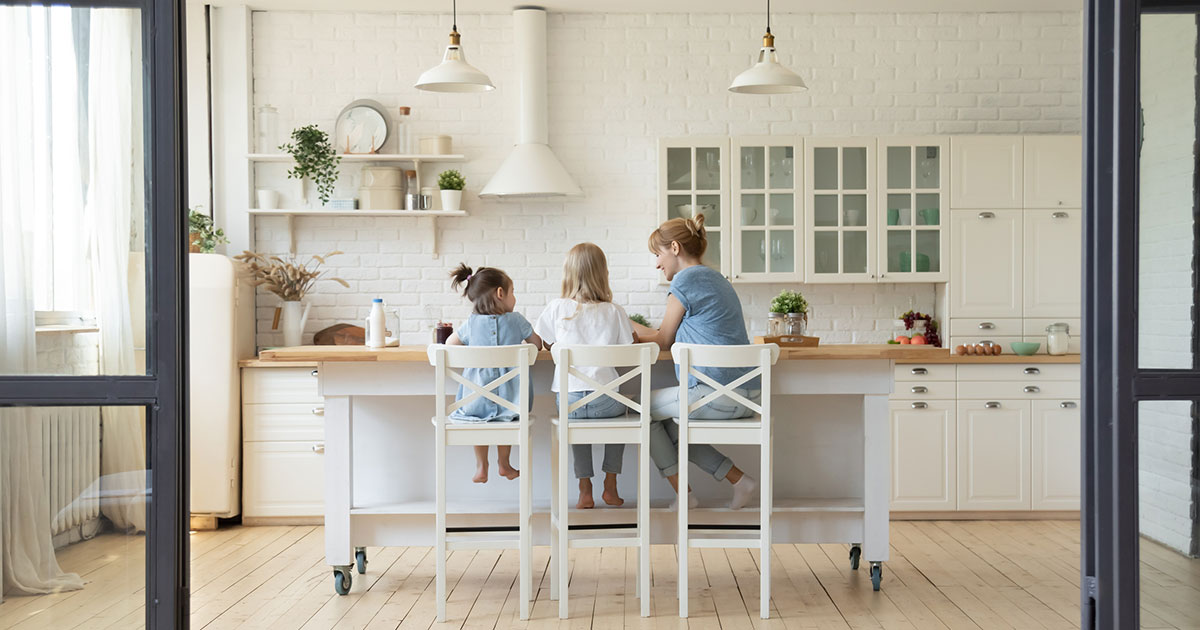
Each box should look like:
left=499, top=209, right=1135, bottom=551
left=428, top=343, right=537, bottom=622
left=674, top=343, right=780, bottom=619
left=549, top=342, right=657, bottom=618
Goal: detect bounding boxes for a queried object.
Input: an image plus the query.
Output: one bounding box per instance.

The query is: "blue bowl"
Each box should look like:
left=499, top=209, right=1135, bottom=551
left=1010, top=342, right=1041, bottom=356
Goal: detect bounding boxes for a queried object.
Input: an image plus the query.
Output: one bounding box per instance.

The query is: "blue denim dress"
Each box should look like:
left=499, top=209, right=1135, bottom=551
left=451, top=312, right=535, bottom=422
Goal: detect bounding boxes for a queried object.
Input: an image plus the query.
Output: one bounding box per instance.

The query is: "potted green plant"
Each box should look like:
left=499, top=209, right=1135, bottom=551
left=628, top=313, right=650, bottom=327
left=279, top=125, right=341, bottom=206
left=769, top=289, right=809, bottom=336
left=437, top=169, right=465, bottom=212
left=188, top=208, right=229, bottom=253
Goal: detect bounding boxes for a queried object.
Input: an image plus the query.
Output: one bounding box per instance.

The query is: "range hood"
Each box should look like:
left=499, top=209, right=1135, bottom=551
left=480, top=7, right=582, bottom=198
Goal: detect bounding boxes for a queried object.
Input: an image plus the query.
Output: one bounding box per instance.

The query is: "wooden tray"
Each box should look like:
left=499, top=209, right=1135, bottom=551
left=754, top=335, right=820, bottom=347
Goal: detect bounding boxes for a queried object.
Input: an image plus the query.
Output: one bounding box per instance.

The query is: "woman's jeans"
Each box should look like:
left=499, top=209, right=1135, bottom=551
left=556, top=391, right=627, bottom=479
left=647, top=384, right=759, bottom=480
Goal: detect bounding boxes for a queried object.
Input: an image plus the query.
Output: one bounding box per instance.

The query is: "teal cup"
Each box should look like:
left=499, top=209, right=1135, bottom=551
left=919, top=208, right=939, bottom=225
left=887, top=208, right=900, bottom=226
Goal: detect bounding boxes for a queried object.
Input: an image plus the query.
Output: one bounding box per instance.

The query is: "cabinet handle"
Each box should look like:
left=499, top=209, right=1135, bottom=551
left=1060, top=401, right=1077, bottom=409
left=910, top=386, right=928, bottom=394
left=978, top=322, right=995, bottom=330
left=985, top=401, right=1001, bottom=409
left=312, top=406, right=325, bottom=416
left=980, top=340, right=994, bottom=345
left=1052, top=211, right=1069, bottom=219
left=910, top=402, right=928, bottom=409
left=1024, top=367, right=1041, bottom=375
left=312, top=443, right=325, bottom=454
left=910, top=367, right=928, bottom=375
left=978, top=211, right=995, bottom=219
left=311, top=369, right=319, bottom=378
left=1024, top=385, right=1041, bottom=393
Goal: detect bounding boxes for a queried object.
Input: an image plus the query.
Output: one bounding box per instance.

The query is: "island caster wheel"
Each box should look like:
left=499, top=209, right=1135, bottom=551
left=355, top=547, right=368, bottom=575
left=849, top=545, right=861, bottom=570
left=333, top=567, right=353, bottom=595
left=869, top=562, right=883, bottom=591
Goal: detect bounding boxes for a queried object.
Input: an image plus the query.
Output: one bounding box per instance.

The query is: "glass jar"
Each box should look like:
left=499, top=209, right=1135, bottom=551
left=1046, top=322, right=1071, bottom=355
left=255, top=105, right=278, bottom=154
left=767, top=312, right=785, bottom=337
left=396, top=106, right=412, bottom=154
left=785, top=312, right=807, bottom=337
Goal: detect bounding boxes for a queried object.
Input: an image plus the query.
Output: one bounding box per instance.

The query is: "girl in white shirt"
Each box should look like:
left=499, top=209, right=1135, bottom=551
left=535, top=243, right=635, bottom=509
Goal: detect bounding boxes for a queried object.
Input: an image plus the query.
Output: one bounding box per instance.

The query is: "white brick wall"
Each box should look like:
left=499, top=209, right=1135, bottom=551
left=247, top=10, right=1081, bottom=347
left=1136, top=14, right=1197, bottom=556
left=34, top=331, right=99, bottom=376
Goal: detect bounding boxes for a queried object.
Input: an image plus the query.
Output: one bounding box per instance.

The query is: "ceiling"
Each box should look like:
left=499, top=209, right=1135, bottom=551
left=213, top=0, right=1082, bottom=13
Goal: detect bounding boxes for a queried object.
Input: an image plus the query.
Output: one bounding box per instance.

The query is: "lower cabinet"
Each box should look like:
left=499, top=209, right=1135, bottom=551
left=889, top=400, right=956, bottom=511
left=957, top=400, right=1030, bottom=510
left=1031, top=399, right=1082, bottom=510
left=242, top=366, right=325, bottom=519
left=244, top=441, right=326, bottom=518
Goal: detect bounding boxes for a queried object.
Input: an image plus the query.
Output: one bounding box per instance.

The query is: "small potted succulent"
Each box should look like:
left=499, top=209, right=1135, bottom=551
left=279, top=125, right=341, bottom=206
left=437, top=169, right=465, bottom=212
left=188, top=207, right=229, bottom=253
left=769, top=289, right=809, bottom=336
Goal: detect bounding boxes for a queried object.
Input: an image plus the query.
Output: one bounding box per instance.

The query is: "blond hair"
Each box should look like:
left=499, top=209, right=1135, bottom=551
left=561, top=243, right=613, bottom=305
left=647, top=215, right=707, bottom=258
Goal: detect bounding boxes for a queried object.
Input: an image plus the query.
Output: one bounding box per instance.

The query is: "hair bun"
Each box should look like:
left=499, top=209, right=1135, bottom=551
left=687, top=214, right=706, bottom=237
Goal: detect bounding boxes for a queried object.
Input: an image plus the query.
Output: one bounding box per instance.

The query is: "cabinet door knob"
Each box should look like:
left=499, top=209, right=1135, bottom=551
left=984, top=401, right=1001, bottom=409
left=980, top=340, right=994, bottom=345
left=311, top=369, right=319, bottom=378
left=910, top=367, right=928, bottom=375
left=910, top=402, right=928, bottom=409
left=312, top=443, right=325, bottom=454
left=978, top=322, right=995, bottom=330
left=1060, top=401, right=1077, bottom=409
left=978, top=211, right=995, bottom=219
left=1052, top=211, right=1069, bottom=219
left=1024, top=385, right=1041, bottom=393
left=910, top=386, right=928, bottom=394
left=312, top=406, right=325, bottom=416
left=1024, top=367, right=1041, bottom=375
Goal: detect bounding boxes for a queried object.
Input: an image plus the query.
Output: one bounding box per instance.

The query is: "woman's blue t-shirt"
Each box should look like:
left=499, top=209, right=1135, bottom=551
left=668, top=265, right=755, bottom=389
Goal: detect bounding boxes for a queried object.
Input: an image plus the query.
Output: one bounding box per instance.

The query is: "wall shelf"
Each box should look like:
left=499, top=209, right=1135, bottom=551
left=248, top=153, right=466, bottom=163
left=249, top=208, right=467, bottom=256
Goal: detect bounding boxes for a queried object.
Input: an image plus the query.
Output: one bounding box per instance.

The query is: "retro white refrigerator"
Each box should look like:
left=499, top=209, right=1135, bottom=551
left=189, top=254, right=254, bottom=518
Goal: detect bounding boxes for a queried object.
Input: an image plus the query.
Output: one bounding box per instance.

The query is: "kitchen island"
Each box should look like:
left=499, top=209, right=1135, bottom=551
left=257, top=343, right=946, bottom=593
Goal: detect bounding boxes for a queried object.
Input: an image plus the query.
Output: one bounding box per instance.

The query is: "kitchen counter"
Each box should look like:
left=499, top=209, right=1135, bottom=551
left=894, top=353, right=1081, bottom=364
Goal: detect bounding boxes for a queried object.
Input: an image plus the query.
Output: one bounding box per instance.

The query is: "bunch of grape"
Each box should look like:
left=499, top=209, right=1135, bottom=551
left=900, top=310, right=942, bottom=348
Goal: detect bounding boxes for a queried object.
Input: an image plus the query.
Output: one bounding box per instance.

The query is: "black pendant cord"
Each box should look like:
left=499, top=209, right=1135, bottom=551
left=766, top=0, right=771, bottom=35
left=452, top=0, right=457, bottom=33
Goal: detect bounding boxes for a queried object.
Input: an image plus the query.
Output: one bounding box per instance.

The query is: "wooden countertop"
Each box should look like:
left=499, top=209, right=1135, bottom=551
left=255, top=344, right=951, bottom=363
left=894, top=353, right=1080, bottom=364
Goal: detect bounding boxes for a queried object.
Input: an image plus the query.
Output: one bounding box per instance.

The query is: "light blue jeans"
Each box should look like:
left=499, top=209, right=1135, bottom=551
left=647, top=384, right=759, bottom=480
left=557, top=391, right=627, bottom=479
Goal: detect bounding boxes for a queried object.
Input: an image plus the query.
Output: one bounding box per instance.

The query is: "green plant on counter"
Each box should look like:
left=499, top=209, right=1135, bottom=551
left=769, top=289, right=808, bottom=315
left=628, top=313, right=650, bottom=327
left=188, top=207, right=228, bottom=253
left=279, top=125, right=341, bottom=205
left=437, top=169, right=465, bottom=191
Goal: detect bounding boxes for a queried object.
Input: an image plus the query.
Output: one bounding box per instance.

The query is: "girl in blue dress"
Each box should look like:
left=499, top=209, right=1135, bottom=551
left=444, top=263, right=542, bottom=483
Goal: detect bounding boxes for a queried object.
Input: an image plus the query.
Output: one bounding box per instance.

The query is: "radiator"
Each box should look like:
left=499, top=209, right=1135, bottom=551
left=40, top=406, right=101, bottom=537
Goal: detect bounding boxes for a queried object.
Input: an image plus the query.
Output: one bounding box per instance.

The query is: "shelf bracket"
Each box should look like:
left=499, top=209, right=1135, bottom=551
left=287, top=214, right=296, bottom=255
left=431, top=217, right=439, bottom=259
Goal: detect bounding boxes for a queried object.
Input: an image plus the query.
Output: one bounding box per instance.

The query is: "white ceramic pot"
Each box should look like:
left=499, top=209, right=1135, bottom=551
left=440, top=189, right=462, bottom=212
left=280, top=300, right=311, bottom=347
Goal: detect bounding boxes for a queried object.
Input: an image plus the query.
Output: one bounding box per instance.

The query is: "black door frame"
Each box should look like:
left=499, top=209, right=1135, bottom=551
left=0, top=0, right=188, bottom=627
left=1085, top=0, right=1200, bottom=628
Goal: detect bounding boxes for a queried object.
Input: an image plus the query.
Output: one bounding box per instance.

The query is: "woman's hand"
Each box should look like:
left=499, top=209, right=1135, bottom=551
left=630, top=321, right=657, bottom=344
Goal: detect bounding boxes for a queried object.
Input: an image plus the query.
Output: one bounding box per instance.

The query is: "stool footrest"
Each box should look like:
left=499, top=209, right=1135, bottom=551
left=686, top=523, right=761, bottom=531
left=688, top=537, right=761, bottom=549
left=566, top=523, right=637, bottom=531
left=447, top=525, right=520, bottom=533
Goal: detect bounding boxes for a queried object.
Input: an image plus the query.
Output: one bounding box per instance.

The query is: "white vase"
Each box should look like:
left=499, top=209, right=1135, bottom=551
left=440, top=189, right=462, bottom=212
left=280, top=300, right=311, bottom=347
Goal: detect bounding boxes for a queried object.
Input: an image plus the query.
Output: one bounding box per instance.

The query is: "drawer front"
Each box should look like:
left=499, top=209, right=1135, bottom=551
left=957, top=380, right=1081, bottom=400
left=243, top=367, right=321, bottom=404
left=894, top=364, right=958, bottom=381
left=949, top=318, right=1024, bottom=337
left=948, top=335, right=1023, bottom=353
left=957, top=364, right=1081, bottom=381
left=243, top=403, right=325, bottom=442
left=891, top=382, right=958, bottom=399
left=243, top=441, right=325, bottom=518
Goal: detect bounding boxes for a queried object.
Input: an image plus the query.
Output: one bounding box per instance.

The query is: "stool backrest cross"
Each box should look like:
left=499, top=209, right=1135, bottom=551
left=427, top=344, right=539, bottom=424
left=671, top=343, right=781, bottom=422
left=550, top=342, right=659, bottom=424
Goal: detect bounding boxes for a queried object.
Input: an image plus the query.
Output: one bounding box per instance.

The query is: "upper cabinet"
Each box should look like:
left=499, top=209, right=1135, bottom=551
left=950, top=136, right=1023, bottom=209
left=1024, top=208, right=1082, bottom=318
left=731, top=137, right=804, bottom=282
left=878, top=137, right=950, bottom=283
left=804, top=138, right=877, bottom=283
left=1023, top=136, right=1083, bottom=208
left=660, top=137, right=730, bottom=276
left=950, top=209, right=1023, bottom=318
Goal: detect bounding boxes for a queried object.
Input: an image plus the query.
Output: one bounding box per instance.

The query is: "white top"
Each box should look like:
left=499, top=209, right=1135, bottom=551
left=534, top=298, right=635, bottom=393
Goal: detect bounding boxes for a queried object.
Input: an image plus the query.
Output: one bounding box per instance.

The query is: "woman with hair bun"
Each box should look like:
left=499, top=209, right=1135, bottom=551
left=631, top=215, right=758, bottom=511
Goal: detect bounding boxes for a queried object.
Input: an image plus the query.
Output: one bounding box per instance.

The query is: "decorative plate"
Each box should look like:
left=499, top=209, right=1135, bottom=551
left=334, top=99, right=390, bottom=154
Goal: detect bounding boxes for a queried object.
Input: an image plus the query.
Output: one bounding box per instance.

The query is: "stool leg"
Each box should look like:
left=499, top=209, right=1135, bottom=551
left=639, top=441, right=650, bottom=617
left=435, top=426, right=447, bottom=622
left=557, top=428, right=569, bottom=619
left=520, top=437, right=532, bottom=621
left=760, top=426, right=772, bottom=619
left=549, top=426, right=559, bottom=602
left=678, top=420, right=689, bottom=618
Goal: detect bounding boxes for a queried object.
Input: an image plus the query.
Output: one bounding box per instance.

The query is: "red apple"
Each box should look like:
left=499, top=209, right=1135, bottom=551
left=895, top=335, right=911, bottom=344
left=910, top=334, right=927, bottom=345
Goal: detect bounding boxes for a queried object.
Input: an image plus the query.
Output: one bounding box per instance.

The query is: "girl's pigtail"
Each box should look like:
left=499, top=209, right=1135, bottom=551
left=450, top=262, right=474, bottom=295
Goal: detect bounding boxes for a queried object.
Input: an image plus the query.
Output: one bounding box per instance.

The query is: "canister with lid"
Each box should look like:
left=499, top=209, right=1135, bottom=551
left=1046, top=322, right=1070, bottom=355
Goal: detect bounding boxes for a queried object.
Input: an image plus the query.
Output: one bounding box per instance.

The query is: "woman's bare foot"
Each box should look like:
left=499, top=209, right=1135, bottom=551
left=601, top=473, right=624, bottom=506
left=497, top=462, right=520, bottom=480
left=473, top=462, right=488, bottom=484
left=577, top=478, right=595, bottom=509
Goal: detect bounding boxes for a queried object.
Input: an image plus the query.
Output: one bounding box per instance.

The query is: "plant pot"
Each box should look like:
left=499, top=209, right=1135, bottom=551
left=440, top=189, right=462, bottom=212
left=188, top=232, right=202, bottom=253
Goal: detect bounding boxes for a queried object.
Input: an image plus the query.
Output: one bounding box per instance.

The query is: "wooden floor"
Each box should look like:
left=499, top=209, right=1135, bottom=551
left=1, top=521, right=1198, bottom=629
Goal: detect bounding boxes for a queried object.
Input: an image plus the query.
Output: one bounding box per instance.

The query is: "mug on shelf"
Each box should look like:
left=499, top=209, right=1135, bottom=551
left=256, top=189, right=280, bottom=210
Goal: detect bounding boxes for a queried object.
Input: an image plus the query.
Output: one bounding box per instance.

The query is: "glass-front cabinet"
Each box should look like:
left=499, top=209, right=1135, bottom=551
left=878, top=137, right=950, bottom=282
left=804, top=138, right=877, bottom=283
left=731, top=137, right=803, bottom=281
left=659, top=137, right=729, bottom=276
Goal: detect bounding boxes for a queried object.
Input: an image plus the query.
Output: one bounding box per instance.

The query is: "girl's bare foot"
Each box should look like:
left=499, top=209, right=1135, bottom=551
left=497, top=462, right=520, bottom=480
left=601, top=473, right=624, bottom=506
left=577, top=478, right=595, bottom=509
left=473, top=462, right=488, bottom=484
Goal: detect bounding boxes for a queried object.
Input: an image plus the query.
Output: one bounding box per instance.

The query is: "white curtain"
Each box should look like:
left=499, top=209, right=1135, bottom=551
left=88, top=9, right=147, bottom=534
left=0, top=7, right=85, bottom=598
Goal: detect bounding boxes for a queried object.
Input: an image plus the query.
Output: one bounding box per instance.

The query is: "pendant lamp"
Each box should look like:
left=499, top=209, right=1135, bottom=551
left=415, top=0, right=495, bottom=93
left=729, top=0, right=807, bottom=94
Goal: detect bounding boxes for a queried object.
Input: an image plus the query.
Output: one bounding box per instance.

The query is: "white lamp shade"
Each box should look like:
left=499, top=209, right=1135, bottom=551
left=415, top=45, right=495, bottom=93
left=729, top=47, right=808, bottom=94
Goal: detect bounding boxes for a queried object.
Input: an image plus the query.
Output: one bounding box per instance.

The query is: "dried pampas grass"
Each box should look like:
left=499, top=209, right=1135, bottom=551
left=234, top=250, right=350, bottom=301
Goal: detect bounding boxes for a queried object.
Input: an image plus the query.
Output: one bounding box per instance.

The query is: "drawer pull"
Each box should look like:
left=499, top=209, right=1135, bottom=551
left=1024, top=367, right=1040, bottom=375
left=312, top=443, right=325, bottom=454
left=978, top=322, right=995, bottom=330
left=1060, top=401, right=1077, bottom=409
left=1052, top=211, right=1069, bottom=219
left=910, top=402, right=928, bottom=409
left=978, top=211, right=995, bottom=219
left=312, top=406, right=325, bottom=416
left=1024, top=385, right=1041, bottom=393
left=980, top=340, right=994, bottom=346
left=910, top=367, right=928, bottom=375
left=311, top=369, right=319, bottom=378
left=985, top=401, right=1001, bottom=409
left=910, top=386, right=928, bottom=394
